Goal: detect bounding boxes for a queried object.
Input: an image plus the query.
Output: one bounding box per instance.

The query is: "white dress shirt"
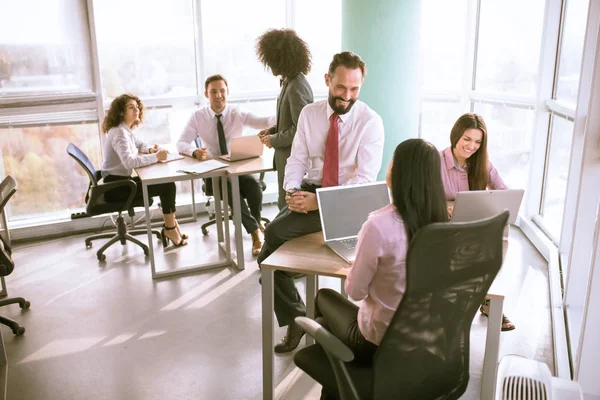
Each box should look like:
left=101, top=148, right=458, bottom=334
left=177, top=104, right=276, bottom=157
left=101, top=123, right=157, bottom=177
left=283, top=99, right=385, bottom=190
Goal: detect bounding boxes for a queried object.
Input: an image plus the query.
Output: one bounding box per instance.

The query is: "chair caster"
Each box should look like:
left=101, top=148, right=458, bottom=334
left=202, top=228, right=209, bottom=236
left=97, top=254, right=106, bottom=261
left=86, top=241, right=92, bottom=249
left=14, top=326, right=25, bottom=336
left=20, top=300, right=31, bottom=310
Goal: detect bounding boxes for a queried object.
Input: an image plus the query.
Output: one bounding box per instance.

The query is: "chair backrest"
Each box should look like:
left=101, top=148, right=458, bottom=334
left=0, top=176, right=17, bottom=214
left=0, top=176, right=17, bottom=276
left=67, top=143, right=99, bottom=186
left=372, top=211, right=509, bottom=400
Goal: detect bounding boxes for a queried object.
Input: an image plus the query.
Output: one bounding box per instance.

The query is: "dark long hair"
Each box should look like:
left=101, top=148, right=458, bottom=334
left=391, top=139, right=448, bottom=240
left=255, top=29, right=311, bottom=77
left=102, top=93, right=144, bottom=133
left=450, top=113, right=489, bottom=190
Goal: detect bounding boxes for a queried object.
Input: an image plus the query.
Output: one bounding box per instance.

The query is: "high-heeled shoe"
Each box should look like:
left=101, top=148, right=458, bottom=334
left=175, top=221, right=188, bottom=240
left=161, top=225, right=187, bottom=247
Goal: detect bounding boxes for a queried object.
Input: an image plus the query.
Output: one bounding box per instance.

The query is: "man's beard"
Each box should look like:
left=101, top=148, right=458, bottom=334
left=328, top=93, right=356, bottom=115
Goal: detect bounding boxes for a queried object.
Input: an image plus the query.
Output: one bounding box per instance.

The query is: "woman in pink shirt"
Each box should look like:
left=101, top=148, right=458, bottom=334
left=440, top=113, right=515, bottom=331
left=312, top=138, right=448, bottom=371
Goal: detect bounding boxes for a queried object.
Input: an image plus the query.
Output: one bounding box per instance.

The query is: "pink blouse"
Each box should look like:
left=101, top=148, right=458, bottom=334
left=440, top=147, right=507, bottom=200
left=345, top=203, right=408, bottom=345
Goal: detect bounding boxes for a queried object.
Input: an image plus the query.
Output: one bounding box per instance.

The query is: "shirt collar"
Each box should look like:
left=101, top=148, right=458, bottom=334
left=208, top=104, right=229, bottom=119
left=326, top=101, right=352, bottom=124
left=119, top=122, right=134, bottom=134
left=443, top=146, right=466, bottom=171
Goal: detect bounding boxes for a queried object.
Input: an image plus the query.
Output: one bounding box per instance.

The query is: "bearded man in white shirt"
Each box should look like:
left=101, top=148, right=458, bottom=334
left=257, top=52, right=385, bottom=353
left=177, top=74, right=276, bottom=256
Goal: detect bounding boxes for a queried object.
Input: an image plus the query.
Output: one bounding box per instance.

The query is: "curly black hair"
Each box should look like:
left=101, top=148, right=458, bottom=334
left=102, top=93, right=144, bottom=133
left=255, top=29, right=311, bottom=77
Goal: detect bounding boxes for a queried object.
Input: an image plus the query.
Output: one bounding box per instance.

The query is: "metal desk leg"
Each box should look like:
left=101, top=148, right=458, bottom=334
left=142, top=182, right=156, bottom=279
left=190, top=180, right=197, bottom=222
left=230, top=175, right=245, bottom=270
left=305, top=274, right=317, bottom=346
left=262, top=267, right=275, bottom=400
left=219, top=175, right=231, bottom=259
left=213, top=176, right=225, bottom=245
left=340, top=277, right=347, bottom=298
left=481, top=294, right=504, bottom=400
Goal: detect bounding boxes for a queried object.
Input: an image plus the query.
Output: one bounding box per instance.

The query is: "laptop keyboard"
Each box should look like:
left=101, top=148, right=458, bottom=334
left=339, top=237, right=358, bottom=250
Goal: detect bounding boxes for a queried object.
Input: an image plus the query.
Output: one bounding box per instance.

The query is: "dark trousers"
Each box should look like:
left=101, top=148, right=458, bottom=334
left=315, top=288, right=378, bottom=400
left=207, top=175, right=263, bottom=234
left=104, top=175, right=176, bottom=214
left=257, top=183, right=322, bottom=327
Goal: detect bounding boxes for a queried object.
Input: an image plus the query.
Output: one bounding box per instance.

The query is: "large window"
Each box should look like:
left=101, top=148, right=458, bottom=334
left=94, top=0, right=197, bottom=100
left=0, top=0, right=341, bottom=229
left=0, top=0, right=93, bottom=96
left=0, top=123, right=100, bottom=221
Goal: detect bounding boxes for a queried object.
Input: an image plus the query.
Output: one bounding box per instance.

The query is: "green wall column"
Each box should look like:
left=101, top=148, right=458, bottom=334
left=342, top=0, right=422, bottom=180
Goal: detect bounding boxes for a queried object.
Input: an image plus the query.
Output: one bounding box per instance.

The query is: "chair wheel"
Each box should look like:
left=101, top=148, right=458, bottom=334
left=86, top=241, right=92, bottom=249
left=14, top=326, right=25, bottom=336
left=20, top=301, right=31, bottom=310
left=97, top=254, right=106, bottom=261
left=202, top=228, right=209, bottom=236
left=144, top=249, right=149, bottom=256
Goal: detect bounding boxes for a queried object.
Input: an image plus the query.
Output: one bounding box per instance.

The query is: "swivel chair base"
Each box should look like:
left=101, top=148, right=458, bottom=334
left=85, top=213, right=161, bottom=261
left=0, top=296, right=30, bottom=336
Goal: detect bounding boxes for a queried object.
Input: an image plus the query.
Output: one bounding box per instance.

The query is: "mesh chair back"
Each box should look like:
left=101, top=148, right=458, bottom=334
left=0, top=176, right=17, bottom=213
left=0, top=176, right=17, bottom=275
left=67, top=143, right=99, bottom=186
left=373, top=211, right=509, bottom=400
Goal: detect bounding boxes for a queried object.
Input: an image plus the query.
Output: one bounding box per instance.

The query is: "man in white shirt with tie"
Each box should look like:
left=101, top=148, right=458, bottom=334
left=177, top=74, right=276, bottom=256
left=257, top=52, right=385, bottom=353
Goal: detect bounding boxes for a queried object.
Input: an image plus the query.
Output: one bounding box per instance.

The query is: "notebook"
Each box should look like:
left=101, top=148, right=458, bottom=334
left=157, top=153, right=185, bottom=163
left=451, top=189, right=524, bottom=225
left=316, top=181, right=391, bottom=264
left=177, top=159, right=228, bottom=175
left=218, top=136, right=264, bottom=162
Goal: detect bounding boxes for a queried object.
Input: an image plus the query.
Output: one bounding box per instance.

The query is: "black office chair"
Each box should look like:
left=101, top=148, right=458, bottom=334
left=0, top=176, right=30, bottom=336
left=294, top=211, right=509, bottom=400
left=193, top=138, right=271, bottom=236
left=67, top=143, right=161, bottom=261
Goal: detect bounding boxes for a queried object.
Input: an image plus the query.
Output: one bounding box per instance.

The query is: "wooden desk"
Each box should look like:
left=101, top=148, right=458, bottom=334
left=225, top=148, right=275, bottom=271
left=135, top=157, right=232, bottom=279
left=260, top=232, right=505, bottom=400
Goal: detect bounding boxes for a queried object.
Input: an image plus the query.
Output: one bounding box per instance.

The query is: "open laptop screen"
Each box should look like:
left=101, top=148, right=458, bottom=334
left=317, top=182, right=391, bottom=241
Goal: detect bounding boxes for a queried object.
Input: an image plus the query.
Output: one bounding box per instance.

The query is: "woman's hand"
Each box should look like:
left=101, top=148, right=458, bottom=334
left=156, top=149, right=168, bottom=161
left=149, top=144, right=159, bottom=154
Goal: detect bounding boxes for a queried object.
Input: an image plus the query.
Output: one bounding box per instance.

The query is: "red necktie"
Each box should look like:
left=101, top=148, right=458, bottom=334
left=322, top=113, right=339, bottom=187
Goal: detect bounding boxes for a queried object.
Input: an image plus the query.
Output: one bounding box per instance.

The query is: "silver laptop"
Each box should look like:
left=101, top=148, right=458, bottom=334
left=451, top=189, right=525, bottom=225
left=316, top=181, right=391, bottom=264
left=218, top=135, right=264, bottom=162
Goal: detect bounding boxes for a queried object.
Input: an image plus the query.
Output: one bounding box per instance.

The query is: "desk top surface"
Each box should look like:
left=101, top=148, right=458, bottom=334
left=261, top=232, right=350, bottom=278
left=135, top=148, right=275, bottom=183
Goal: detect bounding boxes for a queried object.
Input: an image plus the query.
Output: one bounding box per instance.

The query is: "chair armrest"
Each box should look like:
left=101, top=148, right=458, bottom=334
left=295, top=317, right=354, bottom=362
left=88, top=179, right=138, bottom=212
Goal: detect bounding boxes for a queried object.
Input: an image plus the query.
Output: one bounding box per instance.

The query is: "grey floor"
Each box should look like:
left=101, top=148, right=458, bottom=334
left=2, top=205, right=553, bottom=400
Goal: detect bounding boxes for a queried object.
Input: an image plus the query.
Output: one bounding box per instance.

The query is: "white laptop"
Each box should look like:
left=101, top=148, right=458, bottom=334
left=218, top=136, right=264, bottom=162
left=451, top=189, right=525, bottom=225
left=316, top=181, right=391, bottom=264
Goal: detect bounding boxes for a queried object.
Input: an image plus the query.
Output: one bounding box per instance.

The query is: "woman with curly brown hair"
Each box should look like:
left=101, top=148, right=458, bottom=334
left=101, top=93, right=187, bottom=247
left=255, top=28, right=314, bottom=209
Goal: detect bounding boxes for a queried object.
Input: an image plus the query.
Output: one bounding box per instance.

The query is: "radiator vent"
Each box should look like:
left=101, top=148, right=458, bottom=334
left=502, top=375, right=548, bottom=400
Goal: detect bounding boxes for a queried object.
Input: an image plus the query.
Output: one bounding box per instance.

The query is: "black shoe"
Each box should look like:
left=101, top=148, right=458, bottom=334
left=274, top=323, right=305, bottom=353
